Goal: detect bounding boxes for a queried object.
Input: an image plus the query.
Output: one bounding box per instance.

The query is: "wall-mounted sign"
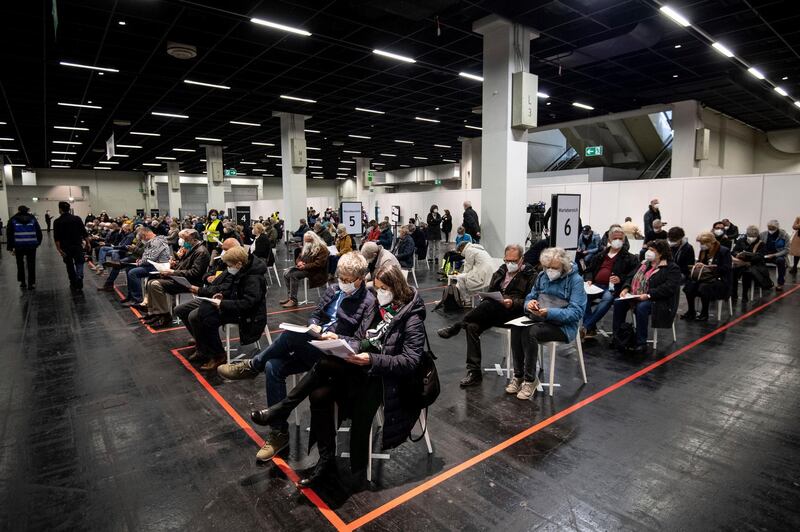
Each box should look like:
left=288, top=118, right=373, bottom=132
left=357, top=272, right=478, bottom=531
left=224, top=168, right=237, bottom=176
left=585, top=145, right=604, bottom=157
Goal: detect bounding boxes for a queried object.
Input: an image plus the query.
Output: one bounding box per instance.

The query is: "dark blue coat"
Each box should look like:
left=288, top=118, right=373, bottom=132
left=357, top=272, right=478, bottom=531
left=378, top=227, right=393, bottom=250
left=309, top=284, right=377, bottom=339
left=394, top=235, right=416, bottom=268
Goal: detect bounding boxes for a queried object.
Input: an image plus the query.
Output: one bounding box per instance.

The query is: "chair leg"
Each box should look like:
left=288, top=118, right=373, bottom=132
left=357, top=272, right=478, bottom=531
left=273, top=264, right=281, bottom=287
left=728, top=297, right=733, bottom=316
left=505, top=330, right=512, bottom=379
left=292, top=374, right=299, bottom=425
left=411, top=268, right=419, bottom=288
left=575, top=336, right=587, bottom=384
left=548, top=343, right=557, bottom=396
left=671, top=322, right=677, bottom=342
left=717, top=299, right=723, bottom=322
left=366, top=423, right=374, bottom=482
left=225, top=325, right=232, bottom=364
left=653, top=328, right=658, bottom=350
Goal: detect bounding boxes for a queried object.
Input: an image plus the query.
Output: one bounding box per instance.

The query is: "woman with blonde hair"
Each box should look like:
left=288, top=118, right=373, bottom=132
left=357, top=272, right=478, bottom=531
left=682, top=231, right=732, bottom=321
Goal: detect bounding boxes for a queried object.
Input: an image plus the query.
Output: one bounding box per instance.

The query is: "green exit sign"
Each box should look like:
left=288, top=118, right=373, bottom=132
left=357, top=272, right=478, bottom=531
left=224, top=168, right=237, bottom=176
left=585, top=146, right=604, bottom=157
left=366, top=170, right=375, bottom=182
left=434, top=179, right=442, bottom=185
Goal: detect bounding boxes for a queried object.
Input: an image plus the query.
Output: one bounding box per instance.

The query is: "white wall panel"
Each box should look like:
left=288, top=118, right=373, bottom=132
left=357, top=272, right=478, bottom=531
left=616, top=180, right=651, bottom=223
left=719, top=175, right=763, bottom=231
left=761, top=173, right=800, bottom=229
left=588, top=182, right=620, bottom=233
left=680, top=177, right=721, bottom=240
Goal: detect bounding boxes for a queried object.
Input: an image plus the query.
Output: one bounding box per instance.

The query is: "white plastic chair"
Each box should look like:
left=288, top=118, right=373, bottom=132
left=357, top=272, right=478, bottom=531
left=482, top=326, right=513, bottom=378
left=299, top=278, right=322, bottom=305
left=650, top=322, right=677, bottom=350
left=536, top=335, right=588, bottom=396
left=265, top=263, right=281, bottom=287
left=408, top=263, right=419, bottom=288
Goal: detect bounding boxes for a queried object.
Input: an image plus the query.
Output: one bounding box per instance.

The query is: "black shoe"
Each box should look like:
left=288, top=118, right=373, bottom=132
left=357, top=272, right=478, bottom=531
left=680, top=311, right=696, bottom=321
left=28, top=284, right=35, bottom=290
left=437, top=323, right=462, bottom=339
left=297, top=459, right=337, bottom=489
left=459, top=372, right=482, bottom=388
left=627, top=344, right=648, bottom=355
left=696, top=313, right=709, bottom=321
left=19, top=283, right=27, bottom=290
left=97, top=285, right=115, bottom=292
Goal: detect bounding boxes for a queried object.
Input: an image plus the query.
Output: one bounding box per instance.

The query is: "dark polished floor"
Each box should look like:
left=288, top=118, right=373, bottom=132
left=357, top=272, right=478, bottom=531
left=1, top=235, right=799, bottom=531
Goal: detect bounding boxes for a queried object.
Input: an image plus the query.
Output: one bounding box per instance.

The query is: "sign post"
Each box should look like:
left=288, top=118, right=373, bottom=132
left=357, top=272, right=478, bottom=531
left=340, top=201, right=363, bottom=235
left=549, top=194, right=581, bottom=250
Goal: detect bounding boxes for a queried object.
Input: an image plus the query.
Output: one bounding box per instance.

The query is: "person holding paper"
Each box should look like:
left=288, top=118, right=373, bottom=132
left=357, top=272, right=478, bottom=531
left=438, top=244, right=536, bottom=388
left=611, top=240, right=682, bottom=353
left=682, top=232, right=733, bottom=321
left=139, top=229, right=210, bottom=329
left=360, top=241, right=400, bottom=288
left=512, top=248, right=587, bottom=399
left=120, top=225, right=171, bottom=306
left=175, top=246, right=266, bottom=371
left=218, top=252, right=376, bottom=463
left=581, top=227, right=639, bottom=339
left=281, top=231, right=329, bottom=308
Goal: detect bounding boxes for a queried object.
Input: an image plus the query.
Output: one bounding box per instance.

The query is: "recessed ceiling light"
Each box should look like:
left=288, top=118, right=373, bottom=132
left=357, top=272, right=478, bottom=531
left=307, top=146, right=321, bottom=151
left=373, top=49, right=416, bottom=63
left=747, top=67, right=765, bottom=80
left=336, top=177, right=346, bottom=180
left=572, top=102, right=595, bottom=110
left=372, top=162, right=385, bottom=166
left=674, top=44, right=682, bottom=49
left=465, top=125, right=482, bottom=130
left=250, top=17, right=311, bottom=37
left=443, top=159, right=457, bottom=162
left=337, top=167, right=350, bottom=170
left=309, top=165, right=323, bottom=169
left=0, top=122, right=5, bottom=125
left=155, top=156, right=177, bottom=160
left=118, top=20, right=126, bottom=26
left=304, top=129, right=320, bottom=133
left=58, top=102, right=102, bottom=109
left=415, top=116, right=439, bottom=123
left=413, top=156, right=428, bottom=160
left=252, top=168, right=267, bottom=172
left=280, top=95, right=316, bottom=103
left=54, top=125, right=89, bottom=131
left=173, top=148, right=196, bottom=152
left=184, top=79, right=231, bottom=90
left=51, top=165, right=70, bottom=168
left=230, top=120, right=260, bottom=127
left=240, top=161, right=257, bottom=165
left=50, top=158, right=72, bottom=162
left=195, top=136, right=222, bottom=142
left=458, top=72, right=484, bottom=82
left=336, top=172, right=349, bottom=176
left=307, top=157, right=322, bottom=161
left=355, top=107, right=385, bottom=114
left=112, top=154, right=129, bottom=158
left=380, top=153, right=397, bottom=157
left=51, top=150, right=76, bottom=155
left=659, top=6, right=691, bottom=27
left=394, top=139, right=413, bottom=144
left=313, top=176, right=325, bottom=179
left=152, top=111, right=189, bottom=119
left=348, top=134, right=371, bottom=139
left=251, top=141, right=275, bottom=146
left=143, top=163, right=161, bottom=167
left=266, top=155, right=281, bottom=158
left=711, top=42, right=734, bottom=58
left=116, top=144, right=141, bottom=148
left=340, top=160, right=355, bottom=164
left=434, top=144, right=452, bottom=148
left=0, top=148, right=19, bottom=152
left=0, top=137, right=15, bottom=141
left=130, top=131, right=160, bottom=136
left=774, top=86, right=789, bottom=96
left=537, top=92, right=549, bottom=99
left=93, top=166, right=111, bottom=170
left=782, top=76, right=789, bottom=80
left=673, top=74, right=679, bottom=78
left=59, top=61, right=119, bottom=73
left=53, top=140, right=82, bottom=145
left=546, top=102, right=551, bottom=106
left=97, top=161, right=119, bottom=165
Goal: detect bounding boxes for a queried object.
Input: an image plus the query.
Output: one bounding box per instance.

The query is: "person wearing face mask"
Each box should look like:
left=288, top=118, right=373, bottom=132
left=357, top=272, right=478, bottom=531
left=203, top=209, right=222, bottom=255
left=711, top=221, right=732, bottom=249
left=269, top=265, right=425, bottom=489
left=392, top=225, right=416, bottom=268
left=644, top=219, right=668, bottom=244
left=250, top=222, right=273, bottom=264
left=611, top=240, right=681, bottom=353
left=442, top=209, right=453, bottom=243
left=643, top=198, right=663, bottom=238
left=581, top=228, right=639, bottom=339
left=721, top=218, right=739, bottom=239
left=760, top=220, right=790, bottom=291
left=730, top=226, right=773, bottom=302
left=138, top=229, right=211, bottom=328
left=218, top=252, right=376, bottom=463
left=512, top=248, right=586, bottom=393
left=175, top=245, right=266, bottom=371
left=361, top=241, right=400, bottom=289
left=426, top=205, right=443, bottom=265
left=438, top=244, right=536, bottom=388
left=281, top=231, right=330, bottom=308
left=666, top=226, right=695, bottom=281
left=120, top=226, right=171, bottom=306
left=599, top=223, right=631, bottom=250
left=682, top=232, right=732, bottom=321
left=576, top=225, right=600, bottom=264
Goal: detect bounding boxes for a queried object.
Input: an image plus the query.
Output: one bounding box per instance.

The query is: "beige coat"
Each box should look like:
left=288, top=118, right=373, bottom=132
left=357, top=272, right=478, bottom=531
left=790, top=216, right=800, bottom=257
left=459, top=243, right=495, bottom=293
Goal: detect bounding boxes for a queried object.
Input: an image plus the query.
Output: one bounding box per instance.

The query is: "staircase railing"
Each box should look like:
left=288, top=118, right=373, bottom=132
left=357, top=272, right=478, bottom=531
left=544, top=147, right=578, bottom=172
left=638, top=136, right=673, bottom=179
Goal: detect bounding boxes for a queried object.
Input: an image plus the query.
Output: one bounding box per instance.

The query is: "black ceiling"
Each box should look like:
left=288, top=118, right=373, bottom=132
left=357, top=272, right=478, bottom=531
left=1, top=0, right=799, bottom=177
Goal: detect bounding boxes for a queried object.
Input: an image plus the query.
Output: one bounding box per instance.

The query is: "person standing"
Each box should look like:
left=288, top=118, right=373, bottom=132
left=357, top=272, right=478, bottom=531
left=45, top=210, right=53, bottom=232
left=442, top=209, right=453, bottom=243
left=7, top=205, right=43, bottom=289
left=643, top=198, right=662, bottom=238
left=426, top=204, right=442, bottom=264
left=790, top=215, right=800, bottom=275
left=462, top=201, right=480, bottom=243
left=53, top=201, right=90, bottom=292
left=203, top=209, right=222, bottom=255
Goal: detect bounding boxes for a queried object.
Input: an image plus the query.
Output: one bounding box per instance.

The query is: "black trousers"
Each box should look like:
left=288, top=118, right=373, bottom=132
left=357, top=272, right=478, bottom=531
left=461, top=300, right=518, bottom=374
left=175, top=299, right=236, bottom=358
left=62, top=246, right=85, bottom=288
left=15, top=248, right=37, bottom=285
left=309, top=357, right=382, bottom=474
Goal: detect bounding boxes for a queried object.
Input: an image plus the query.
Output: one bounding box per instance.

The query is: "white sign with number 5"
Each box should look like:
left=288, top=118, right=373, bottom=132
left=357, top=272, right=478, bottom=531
left=340, top=201, right=363, bottom=235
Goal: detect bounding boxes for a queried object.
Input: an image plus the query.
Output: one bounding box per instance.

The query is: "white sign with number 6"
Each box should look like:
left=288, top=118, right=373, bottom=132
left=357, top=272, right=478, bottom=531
left=551, top=194, right=581, bottom=250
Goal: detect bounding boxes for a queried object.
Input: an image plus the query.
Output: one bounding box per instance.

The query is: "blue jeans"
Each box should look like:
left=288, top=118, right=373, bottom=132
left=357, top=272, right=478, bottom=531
left=98, top=246, right=119, bottom=264
left=612, top=299, right=652, bottom=347
left=582, top=284, right=614, bottom=330
left=126, top=264, right=155, bottom=302
left=250, top=331, right=323, bottom=430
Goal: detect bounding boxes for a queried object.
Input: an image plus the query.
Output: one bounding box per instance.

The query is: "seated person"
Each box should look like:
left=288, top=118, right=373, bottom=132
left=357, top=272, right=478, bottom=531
left=361, top=241, right=400, bottom=288
left=314, top=222, right=334, bottom=246
left=334, top=224, right=353, bottom=255
left=438, top=244, right=535, bottom=388
left=293, top=219, right=309, bottom=241
left=263, top=265, right=425, bottom=489
left=377, top=220, right=393, bottom=250
left=644, top=219, right=668, bottom=243
left=611, top=240, right=681, bottom=353
left=365, top=220, right=381, bottom=242
left=392, top=225, right=416, bottom=268
left=281, top=231, right=330, bottom=308
left=523, top=237, right=549, bottom=269
left=576, top=225, right=600, bottom=265
left=97, top=223, right=136, bottom=275
left=450, top=241, right=495, bottom=304
left=599, top=223, right=632, bottom=250
left=410, top=222, right=428, bottom=261
left=174, top=245, right=266, bottom=370
left=731, top=226, right=773, bottom=301
left=682, top=231, right=732, bottom=321
left=139, top=229, right=210, bottom=328
left=250, top=222, right=273, bottom=264
left=760, top=220, right=790, bottom=290
left=510, top=247, right=586, bottom=395
left=439, top=226, right=472, bottom=277
left=581, top=227, right=639, bottom=338
left=120, top=226, right=171, bottom=306
left=622, top=216, right=644, bottom=241
left=712, top=221, right=733, bottom=249
left=217, top=252, right=376, bottom=463
left=667, top=226, right=695, bottom=281
left=95, top=223, right=122, bottom=267
left=721, top=218, right=739, bottom=239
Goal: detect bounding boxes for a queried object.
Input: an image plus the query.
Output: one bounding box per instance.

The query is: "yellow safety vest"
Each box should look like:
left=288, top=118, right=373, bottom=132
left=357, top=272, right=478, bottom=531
left=205, top=219, right=221, bottom=243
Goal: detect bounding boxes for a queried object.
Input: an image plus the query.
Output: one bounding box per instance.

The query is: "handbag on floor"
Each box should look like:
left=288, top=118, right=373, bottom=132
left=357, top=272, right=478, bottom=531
left=435, top=280, right=465, bottom=312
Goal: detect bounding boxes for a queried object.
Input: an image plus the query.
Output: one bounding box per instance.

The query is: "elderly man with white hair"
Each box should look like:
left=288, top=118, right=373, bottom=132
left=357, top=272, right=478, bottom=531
left=760, top=219, right=790, bottom=290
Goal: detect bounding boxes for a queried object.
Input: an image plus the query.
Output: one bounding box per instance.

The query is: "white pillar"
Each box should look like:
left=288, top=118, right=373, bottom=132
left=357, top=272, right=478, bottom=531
left=671, top=100, right=702, bottom=178
left=354, top=157, right=372, bottom=202
left=166, top=161, right=182, bottom=218
left=256, top=179, right=264, bottom=200
left=0, top=163, right=11, bottom=222
left=205, top=145, right=226, bottom=212
left=474, top=15, right=536, bottom=257
left=143, top=173, right=155, bottom=214
left=274, top=112, right=308, bottom=231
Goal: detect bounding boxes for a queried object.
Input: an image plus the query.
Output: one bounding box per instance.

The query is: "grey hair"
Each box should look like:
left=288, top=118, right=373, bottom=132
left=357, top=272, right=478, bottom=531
left=179, top=228, right=199, bottom=241
left=768, top=219, right=780, bottom=227
left=746, top=225, right=759, bottom=237
left=399, top=225, right=410, bottom=236
left=360, top=241, right=380, bottom=260
left=302, top=230, right=326, bottom=254
left=463, top=200, right=472, bottom=208
left=652, top=218, right=662, bottom=226
left=539, top=247, right=573, bottom=274
left=337, top=223, right=347, bottom=234
left=609, top=226, right=625, bottom=238
left=336, top=251, right=369, bottom=279
left=504, top=243, right=524, bottom=258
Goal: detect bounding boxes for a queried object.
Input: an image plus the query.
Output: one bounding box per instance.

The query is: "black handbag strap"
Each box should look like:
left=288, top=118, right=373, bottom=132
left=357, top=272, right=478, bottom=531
left=423, top=327, right=437, bottom=360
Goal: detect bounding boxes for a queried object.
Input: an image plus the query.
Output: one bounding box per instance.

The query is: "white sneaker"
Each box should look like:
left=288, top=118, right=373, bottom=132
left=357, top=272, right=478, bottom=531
left=516, top=378, right=540, bottom=400
left=505, top=377, right=523, bottom=394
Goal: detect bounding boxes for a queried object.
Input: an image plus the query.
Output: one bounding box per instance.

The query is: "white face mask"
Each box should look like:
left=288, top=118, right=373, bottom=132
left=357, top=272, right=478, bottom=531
left=644, top=250, right=657, bottom=262
left=699, top=244, right=709, bottom=251
left=653, top=203, right=661, bottom=210
left=178, top=237, right=185, bottom=247
left=713, top=229, right=724, bottom=236
left=724, top=225, right=730, bottom=230
left=610, top=239, right=623, bottom=250
left=338, top=280, right=356, bottom=294
left=506, top=261, right=519, bottom=273
left=377, top=288, right=394, bottom=306
left=546, top=268, right=561, bottom=281
left=768, top=228, right=777, bottom=234
left=746, top=236, right=757, bottom=244
left=220, top=249, right=227, bottom=258
left=227, top=266, right=240, bottom=275
left=668, top=240, right=680, bottom=247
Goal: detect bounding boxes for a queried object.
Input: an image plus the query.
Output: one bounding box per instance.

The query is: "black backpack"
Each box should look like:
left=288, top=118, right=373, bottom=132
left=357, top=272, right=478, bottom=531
left=409, top=329, right=440, bottom=443
left=615, top=322, right=637, bottom=351
left=435, top=280, right=465, bottom=312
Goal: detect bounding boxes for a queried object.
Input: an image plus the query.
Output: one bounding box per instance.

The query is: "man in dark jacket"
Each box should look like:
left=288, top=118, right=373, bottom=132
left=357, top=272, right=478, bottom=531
left=53, top=201, right=90, bottom=292
left=438, top=244, right=536, bottom=387
left=141, top=229, right=211, bottom=328
left=667, top=226, right=695, bottom=281
left=217, top=251, right=376, bottom=463
left=392, top=225, right=416, bottom=268
left=581, top=227, right=639, bottom=338
left=462, top=201, right=480, bottom=243
left=377, top=221, right=393, bottom=250
left=409, top=222, right=427, bottom=260
left=730, top=226, right=773, bottom=301
left=7, top=205, right=43, bottom=289
left=643, top=198, right=662, bottom=237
